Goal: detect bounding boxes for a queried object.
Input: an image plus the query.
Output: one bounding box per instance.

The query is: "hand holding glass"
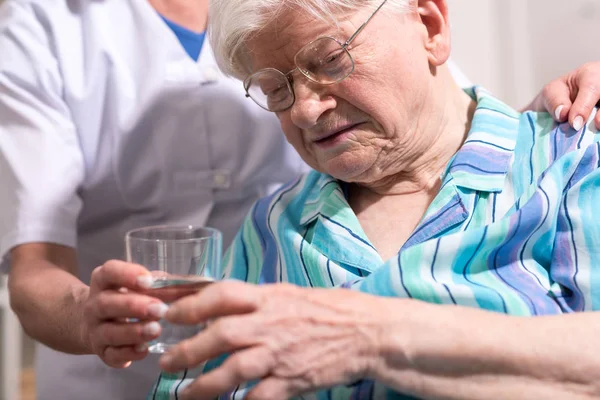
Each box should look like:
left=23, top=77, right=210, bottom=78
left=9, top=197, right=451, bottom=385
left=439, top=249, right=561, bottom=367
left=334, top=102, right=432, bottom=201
left=125, top=225, right=222, bottom=353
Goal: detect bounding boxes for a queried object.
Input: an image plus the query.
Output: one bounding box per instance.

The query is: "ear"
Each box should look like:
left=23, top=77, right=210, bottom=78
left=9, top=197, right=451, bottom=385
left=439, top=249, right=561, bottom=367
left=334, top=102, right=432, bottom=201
left=417, top=0, right=451, bottom=66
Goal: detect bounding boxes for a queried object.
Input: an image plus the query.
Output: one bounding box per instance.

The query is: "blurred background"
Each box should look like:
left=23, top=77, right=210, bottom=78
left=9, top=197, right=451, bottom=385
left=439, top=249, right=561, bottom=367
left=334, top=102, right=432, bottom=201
left=449, top=0, right=599, bottom=108
left=1, top=0, right=599, bottom=399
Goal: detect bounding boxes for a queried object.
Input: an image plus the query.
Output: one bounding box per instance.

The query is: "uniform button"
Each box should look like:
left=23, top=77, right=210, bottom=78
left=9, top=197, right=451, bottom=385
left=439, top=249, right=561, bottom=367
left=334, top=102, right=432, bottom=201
left=203, top=67, right=219, bottom=82
left=213, top=171, right=231, bottom=189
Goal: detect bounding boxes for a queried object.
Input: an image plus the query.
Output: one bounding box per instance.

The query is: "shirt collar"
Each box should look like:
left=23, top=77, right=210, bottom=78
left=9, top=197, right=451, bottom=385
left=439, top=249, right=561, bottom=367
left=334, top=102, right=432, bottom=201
left=299, top=86, right=521, bottom=226
left=299, top=172, right=343, bottom=226
left=445, top=86, right=521, bottom=192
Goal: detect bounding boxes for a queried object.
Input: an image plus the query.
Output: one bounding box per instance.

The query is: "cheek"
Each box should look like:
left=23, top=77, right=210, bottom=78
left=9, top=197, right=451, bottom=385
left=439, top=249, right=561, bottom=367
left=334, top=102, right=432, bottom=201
left=278, top=116, right=313, bottom=158
left=337, top=77, right=393, bottom=133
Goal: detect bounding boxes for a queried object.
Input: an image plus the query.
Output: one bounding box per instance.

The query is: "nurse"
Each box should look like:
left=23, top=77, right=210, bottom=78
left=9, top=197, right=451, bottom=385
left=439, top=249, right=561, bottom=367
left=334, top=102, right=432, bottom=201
left=0, top=0, right=598, bottom=399
left=0, top=0, right=306, bottom=399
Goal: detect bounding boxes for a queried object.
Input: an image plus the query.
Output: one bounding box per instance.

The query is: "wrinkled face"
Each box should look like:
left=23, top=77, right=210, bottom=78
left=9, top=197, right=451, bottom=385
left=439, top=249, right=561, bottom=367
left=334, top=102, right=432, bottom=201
left=245, top=5, right=437, bottom=183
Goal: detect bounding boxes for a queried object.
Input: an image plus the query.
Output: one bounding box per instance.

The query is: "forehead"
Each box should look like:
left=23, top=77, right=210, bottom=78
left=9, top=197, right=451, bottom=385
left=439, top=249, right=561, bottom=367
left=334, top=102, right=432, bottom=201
left=245, top=7, right=361, bottom=71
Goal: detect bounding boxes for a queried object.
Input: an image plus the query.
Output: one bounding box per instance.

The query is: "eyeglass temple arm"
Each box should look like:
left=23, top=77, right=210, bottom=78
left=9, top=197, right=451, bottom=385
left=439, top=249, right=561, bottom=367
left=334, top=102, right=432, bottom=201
left=343, top=0, right=389, bottom=47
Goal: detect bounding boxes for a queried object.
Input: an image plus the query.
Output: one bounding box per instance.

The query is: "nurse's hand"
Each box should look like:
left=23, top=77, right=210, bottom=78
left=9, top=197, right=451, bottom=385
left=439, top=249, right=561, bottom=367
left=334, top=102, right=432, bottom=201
left=524, top=61, right=600, bottom=130
left=80, top=260, right=169, bottom=368
left=158, top=281, right=382, bottom=400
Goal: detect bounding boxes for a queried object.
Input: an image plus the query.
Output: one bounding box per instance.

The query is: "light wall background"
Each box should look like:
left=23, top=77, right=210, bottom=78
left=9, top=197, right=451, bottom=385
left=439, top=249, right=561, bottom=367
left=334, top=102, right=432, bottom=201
left=448, top=0, right=600, bottom=109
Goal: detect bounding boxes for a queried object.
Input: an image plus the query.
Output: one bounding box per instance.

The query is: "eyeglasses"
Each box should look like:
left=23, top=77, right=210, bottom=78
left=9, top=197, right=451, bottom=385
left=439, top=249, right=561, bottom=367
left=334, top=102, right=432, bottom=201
left=243, top=0, right=389, bottom=112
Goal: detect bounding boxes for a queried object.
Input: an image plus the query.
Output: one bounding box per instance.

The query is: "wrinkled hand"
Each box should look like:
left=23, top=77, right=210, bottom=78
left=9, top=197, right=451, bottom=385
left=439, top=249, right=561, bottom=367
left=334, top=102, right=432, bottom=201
left=159, top=281, right=385, bottom=400
left=80, top=260, right=168, bottom=368
left=524, top=61, right=600, bottom=130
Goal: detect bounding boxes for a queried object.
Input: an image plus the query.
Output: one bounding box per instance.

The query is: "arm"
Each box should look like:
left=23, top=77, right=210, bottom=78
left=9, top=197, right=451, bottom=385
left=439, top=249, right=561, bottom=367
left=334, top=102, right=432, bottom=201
left=9, top=243, right=89, bottom=353
left=373, top=300, right=600, bottom=400
left=9, top=244, right=167, bottom=367
left=159, top=283, right=600, bottom=400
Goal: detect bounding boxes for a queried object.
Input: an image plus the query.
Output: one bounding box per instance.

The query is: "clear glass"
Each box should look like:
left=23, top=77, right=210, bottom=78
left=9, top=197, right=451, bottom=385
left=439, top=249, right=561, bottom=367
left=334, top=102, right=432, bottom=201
left=125, top=225, right=222, bottom=353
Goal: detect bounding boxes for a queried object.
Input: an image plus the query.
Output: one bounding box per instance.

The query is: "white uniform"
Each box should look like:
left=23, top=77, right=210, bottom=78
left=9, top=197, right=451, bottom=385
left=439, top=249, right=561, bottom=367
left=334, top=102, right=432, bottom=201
left=0, top=0, right=307, bottom=398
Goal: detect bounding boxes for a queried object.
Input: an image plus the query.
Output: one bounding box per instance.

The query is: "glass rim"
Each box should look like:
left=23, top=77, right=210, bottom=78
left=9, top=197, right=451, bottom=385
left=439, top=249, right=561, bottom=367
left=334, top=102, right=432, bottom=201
left=125, top=225, right=222, bottom=243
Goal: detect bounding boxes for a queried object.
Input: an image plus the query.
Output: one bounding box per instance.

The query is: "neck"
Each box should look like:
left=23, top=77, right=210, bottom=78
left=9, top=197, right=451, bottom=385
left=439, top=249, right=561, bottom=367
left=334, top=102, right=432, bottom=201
left=148, top=0, right=208, bottom=32
left=352, top=65, right=476, bottom=198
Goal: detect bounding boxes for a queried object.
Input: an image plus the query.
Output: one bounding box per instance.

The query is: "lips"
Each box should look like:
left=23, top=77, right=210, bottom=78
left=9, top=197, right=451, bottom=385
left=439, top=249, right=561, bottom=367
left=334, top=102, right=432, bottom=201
left=312, top=123, right=363, bottom=143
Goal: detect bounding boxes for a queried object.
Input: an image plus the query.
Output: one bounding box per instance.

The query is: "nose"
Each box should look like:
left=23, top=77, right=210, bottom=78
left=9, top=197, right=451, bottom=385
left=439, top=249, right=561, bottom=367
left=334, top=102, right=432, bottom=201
left=289, top=78, right=337, bottom=129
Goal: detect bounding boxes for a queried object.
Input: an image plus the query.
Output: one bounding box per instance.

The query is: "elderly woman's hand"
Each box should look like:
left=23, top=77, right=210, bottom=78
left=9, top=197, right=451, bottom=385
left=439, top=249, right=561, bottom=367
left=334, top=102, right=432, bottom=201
left=524, top=61, right=600, bottom=130
left=159, top=281, right=388, bottom=400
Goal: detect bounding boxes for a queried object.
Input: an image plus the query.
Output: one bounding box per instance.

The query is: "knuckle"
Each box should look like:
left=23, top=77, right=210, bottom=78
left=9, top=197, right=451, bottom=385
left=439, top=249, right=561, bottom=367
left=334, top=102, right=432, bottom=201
left=103, top=259, right=119, bottom=269
left=304, top=369, right=323, bottom=387
left=230, top=355, right=255, bottom=381
left=103, top=347, right=130, bottom=368
left=90, top=266, right=104, bottom=283
left=541, top=83, right=555, bottom=96
left=131, top=322, right=145, bottom=339
left=248, top=386, right=281, bottom=400
left=122, top=296, right=140, bottom=314
left=99, top=324, right=118, bottom=346
left=94, top=294, right=114, bottom=318
left=213, top=320, right=238, bottom=347
left=583, top=83, right=599, bottom=96
left=214, top=282, right=235, bottom=301
left=581, top=62, right=598, bottom=73
left=175, top=340, right=197, bottom=365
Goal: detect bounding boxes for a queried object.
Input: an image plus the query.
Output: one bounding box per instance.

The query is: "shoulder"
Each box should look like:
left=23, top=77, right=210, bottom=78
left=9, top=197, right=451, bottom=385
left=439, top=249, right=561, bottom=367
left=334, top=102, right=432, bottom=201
left=513, top=109, right=600, bottom=187
left=0, top=0, right=137, bottom=45
left=0, top=0, right=80, bottom=68
left=518, top=109, right=600, bottom=159
left=250, top=170, right=330, bottom=224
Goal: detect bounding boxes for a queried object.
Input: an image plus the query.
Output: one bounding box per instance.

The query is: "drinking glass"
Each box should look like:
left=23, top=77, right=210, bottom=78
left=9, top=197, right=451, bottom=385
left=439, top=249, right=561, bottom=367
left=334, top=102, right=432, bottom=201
left=125, top=225, right=222, bottom=353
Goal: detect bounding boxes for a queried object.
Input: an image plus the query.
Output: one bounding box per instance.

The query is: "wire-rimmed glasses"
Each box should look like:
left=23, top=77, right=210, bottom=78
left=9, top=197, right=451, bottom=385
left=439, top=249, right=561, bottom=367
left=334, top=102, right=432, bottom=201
left=243, top=0, right=388, bottom=112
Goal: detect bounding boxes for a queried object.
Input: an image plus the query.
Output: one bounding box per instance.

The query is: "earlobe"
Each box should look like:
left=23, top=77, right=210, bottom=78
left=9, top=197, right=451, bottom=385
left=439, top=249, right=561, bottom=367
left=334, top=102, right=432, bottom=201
left=417, top=0, right=451, bottom=66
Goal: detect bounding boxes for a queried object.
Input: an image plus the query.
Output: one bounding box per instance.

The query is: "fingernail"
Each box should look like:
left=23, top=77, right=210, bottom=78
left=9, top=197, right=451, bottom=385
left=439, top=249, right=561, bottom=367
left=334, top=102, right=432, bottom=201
left=574, top=116, right=584, bottom=131
left=137, top=275, right=153, bottom=289
left=142, top=321, right=161, bottom=336
left=134, top=343, right=148, bottom=353
left=147, top=303, right=169, bottom=319
left=554, top=105, right=564, bottom=121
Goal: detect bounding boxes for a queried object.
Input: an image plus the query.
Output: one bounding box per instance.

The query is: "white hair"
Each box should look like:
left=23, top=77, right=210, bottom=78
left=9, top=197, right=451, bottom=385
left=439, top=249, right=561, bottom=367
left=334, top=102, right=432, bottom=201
left=208, top=0, right=414, bottom=80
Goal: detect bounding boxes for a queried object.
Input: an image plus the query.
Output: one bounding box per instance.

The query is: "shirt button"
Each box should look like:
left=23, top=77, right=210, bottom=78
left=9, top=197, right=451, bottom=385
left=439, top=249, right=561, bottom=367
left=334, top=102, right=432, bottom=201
left=203, top=67, right=219, bottom=82
left=213, top=171, right=231, bottom=189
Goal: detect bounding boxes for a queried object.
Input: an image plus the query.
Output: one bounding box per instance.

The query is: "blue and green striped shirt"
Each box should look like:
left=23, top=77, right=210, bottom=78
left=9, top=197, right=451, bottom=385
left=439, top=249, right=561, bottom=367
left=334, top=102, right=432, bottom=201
left=152, top=87, right=600, bottom=399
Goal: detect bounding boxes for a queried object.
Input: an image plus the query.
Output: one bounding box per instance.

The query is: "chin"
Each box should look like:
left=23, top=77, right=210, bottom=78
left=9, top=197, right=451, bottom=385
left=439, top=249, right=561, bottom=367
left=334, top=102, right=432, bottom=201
left=320, top=157, right=370, bottom=182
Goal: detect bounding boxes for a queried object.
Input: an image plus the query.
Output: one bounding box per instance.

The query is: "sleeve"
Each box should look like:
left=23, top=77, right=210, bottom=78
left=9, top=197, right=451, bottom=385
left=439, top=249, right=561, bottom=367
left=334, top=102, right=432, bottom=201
left=0, top=1, right=85, bottom=271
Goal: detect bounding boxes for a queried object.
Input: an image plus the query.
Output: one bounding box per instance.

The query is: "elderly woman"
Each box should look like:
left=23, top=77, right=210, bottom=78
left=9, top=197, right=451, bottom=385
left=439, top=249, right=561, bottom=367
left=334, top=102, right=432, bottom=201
left=146, top=0, right=600, bottom=399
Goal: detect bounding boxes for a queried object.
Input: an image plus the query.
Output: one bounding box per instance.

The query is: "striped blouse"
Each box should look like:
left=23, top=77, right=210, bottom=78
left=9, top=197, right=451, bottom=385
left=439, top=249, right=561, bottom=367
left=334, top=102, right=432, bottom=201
left=151, top=87, right=600, bottom=400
